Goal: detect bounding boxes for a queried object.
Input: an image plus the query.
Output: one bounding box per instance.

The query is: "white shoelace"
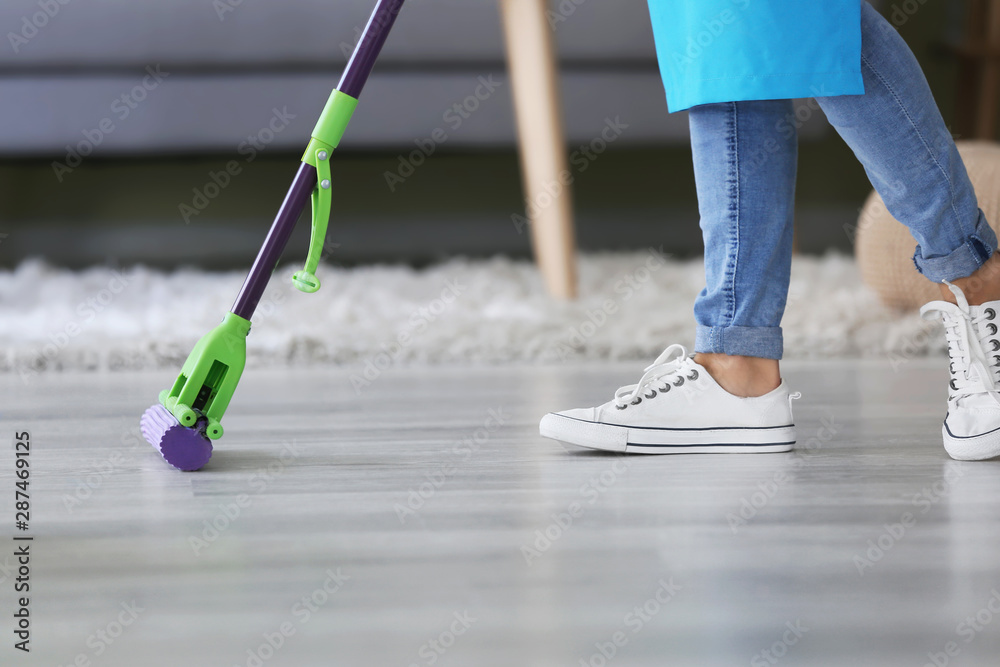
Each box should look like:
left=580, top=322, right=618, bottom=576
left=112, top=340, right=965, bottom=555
left=922, top=283, right=1000, bottom=404
left=613, top=344, right=698, bottom=409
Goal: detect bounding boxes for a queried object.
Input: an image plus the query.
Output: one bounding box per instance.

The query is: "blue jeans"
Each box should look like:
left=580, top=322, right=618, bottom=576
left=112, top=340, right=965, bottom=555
left=689, top=1, right=997, bottom=360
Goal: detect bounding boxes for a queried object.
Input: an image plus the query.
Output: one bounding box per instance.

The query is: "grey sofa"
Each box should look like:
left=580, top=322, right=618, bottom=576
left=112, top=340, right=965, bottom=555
left=0, top=0, right=692, bottom=156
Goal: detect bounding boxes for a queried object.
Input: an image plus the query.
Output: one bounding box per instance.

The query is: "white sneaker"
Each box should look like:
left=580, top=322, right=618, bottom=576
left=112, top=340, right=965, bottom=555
left=921, top=283, right=1000, bottom=461
left=539, top=344, right=799, bottom=454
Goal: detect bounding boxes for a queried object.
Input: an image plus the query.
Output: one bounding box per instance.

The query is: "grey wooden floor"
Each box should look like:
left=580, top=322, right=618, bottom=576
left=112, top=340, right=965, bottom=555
left=2, top=359, right=1000, bottom=666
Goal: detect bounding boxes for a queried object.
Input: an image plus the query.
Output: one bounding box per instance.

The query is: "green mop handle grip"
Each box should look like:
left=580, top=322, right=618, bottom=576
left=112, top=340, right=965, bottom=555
left=302, top=91, right=359, bottom=169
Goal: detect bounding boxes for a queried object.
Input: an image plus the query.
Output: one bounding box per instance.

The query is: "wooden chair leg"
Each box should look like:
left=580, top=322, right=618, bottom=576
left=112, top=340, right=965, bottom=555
left=976, top=0, right=1000, bottom=139
left=499, top=0, right=578, bottom=299
left=954, top=0, right=986, bottom=138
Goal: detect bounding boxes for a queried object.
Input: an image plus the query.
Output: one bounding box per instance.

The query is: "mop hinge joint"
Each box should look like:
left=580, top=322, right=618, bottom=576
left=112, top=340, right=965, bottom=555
left=292, top=147, right=334, bottom=293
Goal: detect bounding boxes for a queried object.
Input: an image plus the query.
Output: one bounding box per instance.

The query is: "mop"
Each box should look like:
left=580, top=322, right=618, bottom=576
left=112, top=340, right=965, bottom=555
left=140, top=0, right=407, bottom=470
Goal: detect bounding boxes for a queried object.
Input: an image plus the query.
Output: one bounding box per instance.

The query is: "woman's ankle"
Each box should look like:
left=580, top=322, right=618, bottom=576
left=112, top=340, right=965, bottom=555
left=693, top=352, right=781, bottom=398
left=941, top=253, right=1000, bottom=306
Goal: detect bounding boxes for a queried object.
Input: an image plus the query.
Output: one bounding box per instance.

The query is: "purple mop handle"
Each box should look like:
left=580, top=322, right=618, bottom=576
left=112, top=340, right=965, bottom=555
left=231, top=0, right=407, bottom=320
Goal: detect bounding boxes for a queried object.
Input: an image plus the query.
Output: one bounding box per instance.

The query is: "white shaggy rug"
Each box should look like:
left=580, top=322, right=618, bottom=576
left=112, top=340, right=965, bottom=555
left=0, top=251, right=945, bottom=376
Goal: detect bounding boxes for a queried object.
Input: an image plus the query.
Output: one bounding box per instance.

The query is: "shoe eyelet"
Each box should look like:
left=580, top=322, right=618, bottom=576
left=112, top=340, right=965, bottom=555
left=631, top=397, right=642, bottom=406
left=660, top=384, right=671, bottom=393
left=616, top=404, right=628, bottom=410
left=950, top=379, right=959, bottom=391
left=992, top=340, right=1000, bottom=352
left=989, top=323, right=998, bottom=336
left=987, top=308, right=996, bottom=320
left=949, top=362, right=955, bottom=374
left=994, top=355, right=1000, bottom=366
left=644, top=390, right=657, bottom=399
left=673, top=377, right=685, bottom=387
left=687, top=370, right=699, bottom=381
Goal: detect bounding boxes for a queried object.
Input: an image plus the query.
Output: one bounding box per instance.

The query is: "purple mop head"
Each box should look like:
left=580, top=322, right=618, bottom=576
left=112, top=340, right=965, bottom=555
left=140, top=404, right=214, bottom=471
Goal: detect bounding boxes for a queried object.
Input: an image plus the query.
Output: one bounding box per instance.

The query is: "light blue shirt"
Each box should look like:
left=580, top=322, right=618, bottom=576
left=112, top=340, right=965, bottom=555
left=647, top=0, right=865, bottom=111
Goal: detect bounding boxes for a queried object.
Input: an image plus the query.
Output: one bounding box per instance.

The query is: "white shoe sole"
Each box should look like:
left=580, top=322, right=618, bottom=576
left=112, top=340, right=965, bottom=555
left=540, top=413, right=795, bottom=454
left=943, top=423, right=1000, bottom=461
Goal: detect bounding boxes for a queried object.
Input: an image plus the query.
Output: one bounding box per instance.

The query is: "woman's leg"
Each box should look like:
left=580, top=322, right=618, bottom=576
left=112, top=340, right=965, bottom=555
left=815, top=1, right=998, bottom=288
left=537, top=100, right=800, bottom=454
left=688, top=100, right=798, bottom=396
left=816, top=2, right=1000, bottom=460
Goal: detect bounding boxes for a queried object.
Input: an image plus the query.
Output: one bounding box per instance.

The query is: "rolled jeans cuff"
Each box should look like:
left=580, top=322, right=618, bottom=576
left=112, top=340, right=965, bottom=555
left=913, top=209, right=997, bottom=283
left=695, top=325, right=783, bottom=360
